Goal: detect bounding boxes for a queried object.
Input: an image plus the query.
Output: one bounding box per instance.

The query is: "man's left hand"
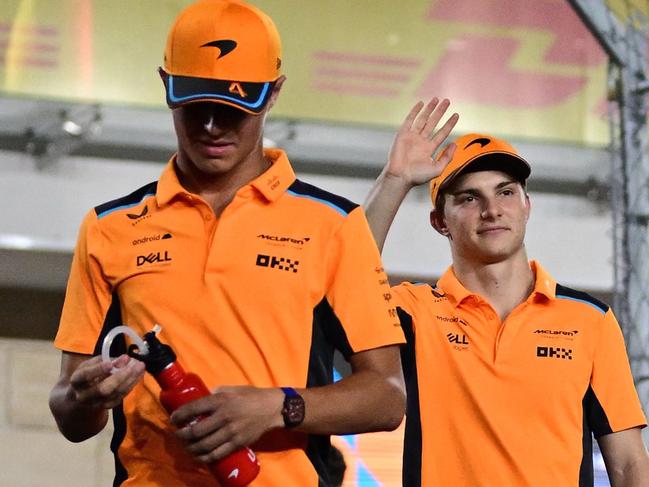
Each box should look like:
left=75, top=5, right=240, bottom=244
left=171, top=386, right=284, bottom=463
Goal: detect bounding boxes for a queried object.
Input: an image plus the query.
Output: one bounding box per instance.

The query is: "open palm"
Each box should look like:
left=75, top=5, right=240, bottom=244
left=387, top=98, right=459, bottom=186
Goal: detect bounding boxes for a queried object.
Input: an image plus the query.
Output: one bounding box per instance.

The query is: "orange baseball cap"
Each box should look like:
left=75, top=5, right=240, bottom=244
left=430, top=133, right=531, bottom=208
left=163, top=0, right=282, bottom=114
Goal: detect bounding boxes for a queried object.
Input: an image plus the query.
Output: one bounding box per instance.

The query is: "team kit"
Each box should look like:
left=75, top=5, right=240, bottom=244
left=49, top=1, right=648, bottom=486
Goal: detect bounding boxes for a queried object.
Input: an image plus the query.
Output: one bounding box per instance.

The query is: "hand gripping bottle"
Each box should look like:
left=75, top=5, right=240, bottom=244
left=127, top=328, right=260, bottom=486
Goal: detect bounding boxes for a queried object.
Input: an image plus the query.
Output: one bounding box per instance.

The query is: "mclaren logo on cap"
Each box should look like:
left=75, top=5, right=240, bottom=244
left=201, top=39, right=237, bottom=59
left=464, top=137, right=491, bottom=149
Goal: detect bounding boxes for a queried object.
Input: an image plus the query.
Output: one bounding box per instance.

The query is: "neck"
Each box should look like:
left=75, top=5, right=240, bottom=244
left=176, top=145, right=270, bottom=216
left=451, top=248, right=534, bottom=320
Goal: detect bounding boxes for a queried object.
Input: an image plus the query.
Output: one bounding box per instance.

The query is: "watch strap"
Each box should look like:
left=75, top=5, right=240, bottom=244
left=281, top=387, right=299, bottom=397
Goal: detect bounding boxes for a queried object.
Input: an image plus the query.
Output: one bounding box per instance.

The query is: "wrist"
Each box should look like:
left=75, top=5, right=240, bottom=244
left=267, top=388, right=286, bottom=430
left=381, top=169, right=416, bottom=193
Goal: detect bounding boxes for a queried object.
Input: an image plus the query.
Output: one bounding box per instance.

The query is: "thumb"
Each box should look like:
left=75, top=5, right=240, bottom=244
left=437, top=143, right=456, bottom=166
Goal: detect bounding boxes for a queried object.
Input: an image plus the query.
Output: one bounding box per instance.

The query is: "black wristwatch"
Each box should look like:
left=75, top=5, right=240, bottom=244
left=281, top=387, right=305, bottom=428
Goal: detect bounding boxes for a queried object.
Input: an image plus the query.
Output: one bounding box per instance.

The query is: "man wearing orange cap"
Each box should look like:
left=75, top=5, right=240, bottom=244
left=49, top=1, right=405, bottom=485
left=365, top=99, right=649, bottom=486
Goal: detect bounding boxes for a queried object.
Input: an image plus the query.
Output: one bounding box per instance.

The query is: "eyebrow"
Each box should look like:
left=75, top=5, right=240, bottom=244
left=450, top=179, right=518, bottom=197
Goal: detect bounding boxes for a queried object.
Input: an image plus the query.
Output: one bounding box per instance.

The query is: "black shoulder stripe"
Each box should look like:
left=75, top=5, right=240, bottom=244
left=555, top=284, right=609, bottom=314
left=287, top=179, right=358, bottom=216
left=95, top=181, right=158, bottom=218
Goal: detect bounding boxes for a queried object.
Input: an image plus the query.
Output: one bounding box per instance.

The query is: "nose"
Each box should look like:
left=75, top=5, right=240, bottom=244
left=193, top=102, right=244, bottom=133
left=480, top=197, right=501, bottom=219
left=203, top=110, right=217, bottom=132
left=198, top=104, right=224, bottom=133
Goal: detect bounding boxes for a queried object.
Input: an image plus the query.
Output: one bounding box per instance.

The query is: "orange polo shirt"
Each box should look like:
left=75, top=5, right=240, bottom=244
left=55, top=148, right=404, bottom=487
left=393, top=261, right=646, bottom=487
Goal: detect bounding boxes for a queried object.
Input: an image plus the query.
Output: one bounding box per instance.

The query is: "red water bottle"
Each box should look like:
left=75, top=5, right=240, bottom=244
left=131, top=331, right=260, bottom=486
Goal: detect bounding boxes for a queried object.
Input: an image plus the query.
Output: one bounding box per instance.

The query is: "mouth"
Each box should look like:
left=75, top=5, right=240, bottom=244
left=198, top=139, right=235, bottom=156
left=477, top=226, right=509, bottom=235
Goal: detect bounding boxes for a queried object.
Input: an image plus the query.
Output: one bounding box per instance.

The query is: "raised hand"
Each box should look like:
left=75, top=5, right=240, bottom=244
left=386, top=98, right=459, bottom=187
left=364, top=97, right=459, bottom=251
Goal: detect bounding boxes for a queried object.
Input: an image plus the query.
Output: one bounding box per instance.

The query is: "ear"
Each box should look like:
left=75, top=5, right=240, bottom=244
left=430, top=209, right=450, bottom=237
left=524, top=192, right=531, bottom=222
left=265, top=75, right=286, bottom=111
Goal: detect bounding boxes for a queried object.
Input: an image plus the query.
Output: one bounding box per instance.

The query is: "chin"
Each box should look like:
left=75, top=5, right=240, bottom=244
left=483, top=244, right=525, bottom=263
left=464, top=245, right=515, bottom=264
left=480, top=254, right=512, bottom=265
left=194, top=156, right=239, bottom=175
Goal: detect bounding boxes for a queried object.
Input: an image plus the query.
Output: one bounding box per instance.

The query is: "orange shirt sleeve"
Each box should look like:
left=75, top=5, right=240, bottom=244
left=324, top=207, right=404, bottom=354
left=391, top=283, right=418, bottom=317
left=54, top=210, right=113, bottom=354
left=587, top=309, right=647, bottom=437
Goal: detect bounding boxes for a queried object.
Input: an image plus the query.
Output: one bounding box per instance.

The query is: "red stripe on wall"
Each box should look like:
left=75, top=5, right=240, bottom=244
left=314, top=51, right=420, bottom=68
left=314, top=67, right=410, bottom=82
left=312, top=81, right=400, bottom=97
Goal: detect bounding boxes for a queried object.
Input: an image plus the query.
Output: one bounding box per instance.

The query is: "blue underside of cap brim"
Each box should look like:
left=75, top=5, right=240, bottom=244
left=167, top=75, right=271, bottom=112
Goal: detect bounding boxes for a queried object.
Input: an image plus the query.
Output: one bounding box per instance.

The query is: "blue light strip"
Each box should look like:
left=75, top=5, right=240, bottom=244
left=168, top=76, right=270, bottom=109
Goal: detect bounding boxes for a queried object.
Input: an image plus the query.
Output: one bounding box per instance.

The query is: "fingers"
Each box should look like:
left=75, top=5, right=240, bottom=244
left=70, top=356, right=145, bottom=408
left=69, top=356, right=113, bottom=389
left=104, top=360, right=145, bottom=401
left=183, top=426, right=240, bottom=463
left=177, top=416, right=233, bottom=459
left=422, top=99, right=454, bottom=137
left=175, top=411, right=250, bottom=464
left=400, top=100, right=425, bottom=131
left=411, top=98, right=439, bottom=133
left=404, top=97, right=458, bottom=144
left=173, top=397, right=237, bottom=463
left=430, top=112, right=459, bottom=147
left=172, top=387, right=280, bottom=464
left=171, top=394, right=219, bottom=427
left=196, top=439, right=239, bottom=464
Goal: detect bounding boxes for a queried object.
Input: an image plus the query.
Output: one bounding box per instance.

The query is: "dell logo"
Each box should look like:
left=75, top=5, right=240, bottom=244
left=137, top=251, right=172, bottom=266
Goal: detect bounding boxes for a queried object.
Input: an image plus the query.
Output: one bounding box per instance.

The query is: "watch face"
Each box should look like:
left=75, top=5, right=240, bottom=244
left=283, top=395, right=305, bottom=428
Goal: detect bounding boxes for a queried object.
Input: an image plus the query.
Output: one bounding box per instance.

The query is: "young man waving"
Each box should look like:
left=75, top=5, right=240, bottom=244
left=365, top=99, right=649, bottom=486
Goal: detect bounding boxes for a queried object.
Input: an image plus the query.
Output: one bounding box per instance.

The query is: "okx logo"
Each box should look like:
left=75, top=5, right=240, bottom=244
left=137, top=251, right=172, bottom=266
left=537, top=346, right=572, bottom=360
left=256, top=254, right=299, bottom=273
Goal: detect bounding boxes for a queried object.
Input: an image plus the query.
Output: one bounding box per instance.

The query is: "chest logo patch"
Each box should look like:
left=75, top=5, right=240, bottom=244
left=437, top=315, right=469, bottom=326
left=257, top=234, right=310, bottom=249
left=256, top=254, right=299, bottom=273
left=431, top=289, right=446, bottom=299
left=137, top=251, right=172, bottom=266
left=447, top=332, right=468, bottom=344
left=534, top=329, right=578, bottom=337
left=537, top=346, right=573, bottom=360
left=127, top=205, right=148, bottom=220
left=132, top=233, right=172, bottom=246
left=447, top=332, right=470, bottom=352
